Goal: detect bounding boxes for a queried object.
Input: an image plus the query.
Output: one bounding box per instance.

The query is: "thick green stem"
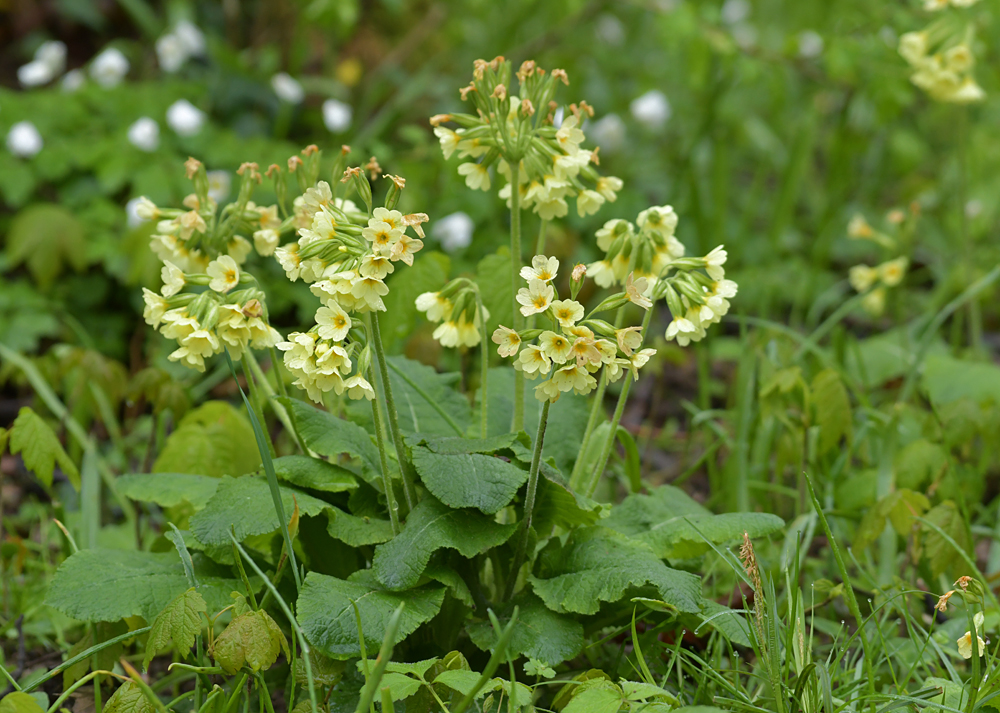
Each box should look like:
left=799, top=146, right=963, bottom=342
left=478, top=294, right=489, bottom=439
left=503, top=399, right=551, bottom=601
left=510, top=161, right=525, bottom=432
left=368, top=364, right=401, bottom=534
left=369, top=312, right=417, bottom=510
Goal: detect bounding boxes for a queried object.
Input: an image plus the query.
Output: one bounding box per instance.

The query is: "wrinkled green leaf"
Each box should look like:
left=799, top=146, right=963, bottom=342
left=118, top=473, right=220, bottom=510
left=0, top=693, right=45, bottom=713
left=297, top=570, right=445, bottom=659
left=104, top=681, right=155, bottom=713
left=326, top=507, right=394, bottom=547
left=213, top=608, right=289, bottom=674
left=143, top=588, right=207, bottom=670
left=190, top=475, right=329, bottom=546
left=604, top=486, right=784, bottom=559
left=281, top=397, right=380, bottom=475
left=467, top=593, right=583, bottom=665
left=386, top=356, right=470, bottom=436
left=373, top=497, right=517, bottom=590
left=46, top=548, right=251, bottom=622
left=411, top=446, right=528, bottom=515
left=273, top=455, right=358, bottom=493
left=530, top=527, right=702, bottom=615
left=919, top=500, right=972, bottom=579
left=8, top=407, right=79, bottom=490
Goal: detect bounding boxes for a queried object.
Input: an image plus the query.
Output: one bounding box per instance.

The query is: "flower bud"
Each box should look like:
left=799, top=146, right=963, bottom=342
left=384, top=174, right=405, bottom=210
left=343, top=166, right=372, bottom=215
left=570, top=263, right=586, bottom=299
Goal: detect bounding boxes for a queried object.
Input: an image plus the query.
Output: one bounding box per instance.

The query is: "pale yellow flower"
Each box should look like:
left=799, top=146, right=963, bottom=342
left=492, top=326, right=521, bottom=357
left=517, top=345, right=552, bottom=378
left=142, top=288, right=169, bottom=327
left=958, top=612, right=986, bottom=660
left=344, top=375, right=376, bottom=401
left=416, top=292, right=453, bottom=323
left=615, top=327, right=643, bottom=356
left=537, top=330, right=572, bottom=365
left=316, top=304, right=352, bottom=342
left=458, top=162, right=491, bottom=191
left=351, top=275, right=389, bottom=310
left=551, top=299, right=584, bottom=329
left=849, top=264, right=878, bottom=293
left=207, top=255, right=240, bottom=293
left=516, top=279, right=554, bottom=317
left=520, top=255, right=559, bottom=283
left=878, top=257, right=908, bottom=287
left=160, top=261, right=186, bottom=297
left=625, top=273, right=652, bottom=310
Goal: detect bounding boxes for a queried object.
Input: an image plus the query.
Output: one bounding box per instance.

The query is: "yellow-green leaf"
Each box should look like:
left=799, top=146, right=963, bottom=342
left=143, top=588, right=207, bottom=670
left=8, top=407, right=79, bottom=490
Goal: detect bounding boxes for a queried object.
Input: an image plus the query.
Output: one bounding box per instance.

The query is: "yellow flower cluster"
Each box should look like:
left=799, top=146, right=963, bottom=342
left=142, top=160, right=283, bottom=371
left=416, top=280, right=489, bottom=348
left=588, top=205, right=686, bottom=290
left=490, top=255, right=656, bottom=403
left=849, top=257, right=908, bottom=316
left=658, top=246, right=737, bottom=347
left=276, top=171, right=427, bottom=403
left=899, top=24, right=984, bottom=104
left=432, top=57, right=623, bottom=221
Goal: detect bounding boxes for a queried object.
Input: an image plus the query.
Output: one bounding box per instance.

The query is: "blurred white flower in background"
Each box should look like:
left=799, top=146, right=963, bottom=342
left=61, top=69, right=85, bottom=92
left=157, top=20, right=206, bottom=73
left=128, top=117, right=160, bottom=152
left=90, top=47, right=129, bottom=88
left=126, top=197, right=147, bottom=228
left=167, top=99, right=206, bottom=136
left=322, top=99, right=352, bottom=132
left=272, top=73, right=304, bottom=104
left=432, top=212, right=474, bottom=252
left=156, top=34, right=187, bottom=73
left=7, top=121, right=43, bottom=158
left=174, top=20, right=206, bottom=56
left=208, top=170, right=231, bottom=202
left=799, top=30, right=824, bottom=58
left=630, top=90, right=671, bottom=130
left=18, top=40, right=67, bottom=87
left=721, top=0, right=750, bottom=25
left=732, top=24, right=758, bottom=49
left=595, top=14, right=626, bottom=46
left=587, top=114, right=626, bottom=154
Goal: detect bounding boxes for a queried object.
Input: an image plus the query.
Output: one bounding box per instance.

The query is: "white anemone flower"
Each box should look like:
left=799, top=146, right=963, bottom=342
left=166, top=99, right=206, bottom=136
left=128, top=117, right=160, bottom=152
left=90, top=47, right=130, bottom=87
left=6, top=121, right=43, bottom=158
left=322, top=99, right=352, bottom=132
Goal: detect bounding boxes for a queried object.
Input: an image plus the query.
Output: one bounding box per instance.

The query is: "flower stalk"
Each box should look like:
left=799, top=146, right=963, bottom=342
left=369, top=311, right=417, bottom=510
left=503, top=399, right=550, bottom=601
left=368, top=363, right=401, bottom=534
left=582, top=303, right=655, bottom=498
left=510, top=160, right=525, bottom=431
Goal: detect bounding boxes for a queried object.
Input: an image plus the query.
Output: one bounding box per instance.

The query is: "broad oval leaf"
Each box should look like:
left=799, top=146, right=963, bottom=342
left=281, top=397, right=380, bottom=476
left=273, top=455, right=358, bottom=493
left=326, top=508, right=394, bottom=547
left=372, top=497, right=517, bottom=590
left=411, top=447, right=528, bottom=515
left=384, top=356, right=470, bottom=436
left=46, top=548, right=252, bottom=622
left=297, top=570, right=445, bottom=659
left=466, top=593, right=583, bottom=666
left=153, top=402, right=261, bottom=478
left=118, top=473, right=220, bottom=510
left=0, top=693, right=45, bottom=713
left=104, top=681, right=155, bottom=713
left=189, top=475, right=329, bottom=546
left=529, top=527, right=702, bottom=615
